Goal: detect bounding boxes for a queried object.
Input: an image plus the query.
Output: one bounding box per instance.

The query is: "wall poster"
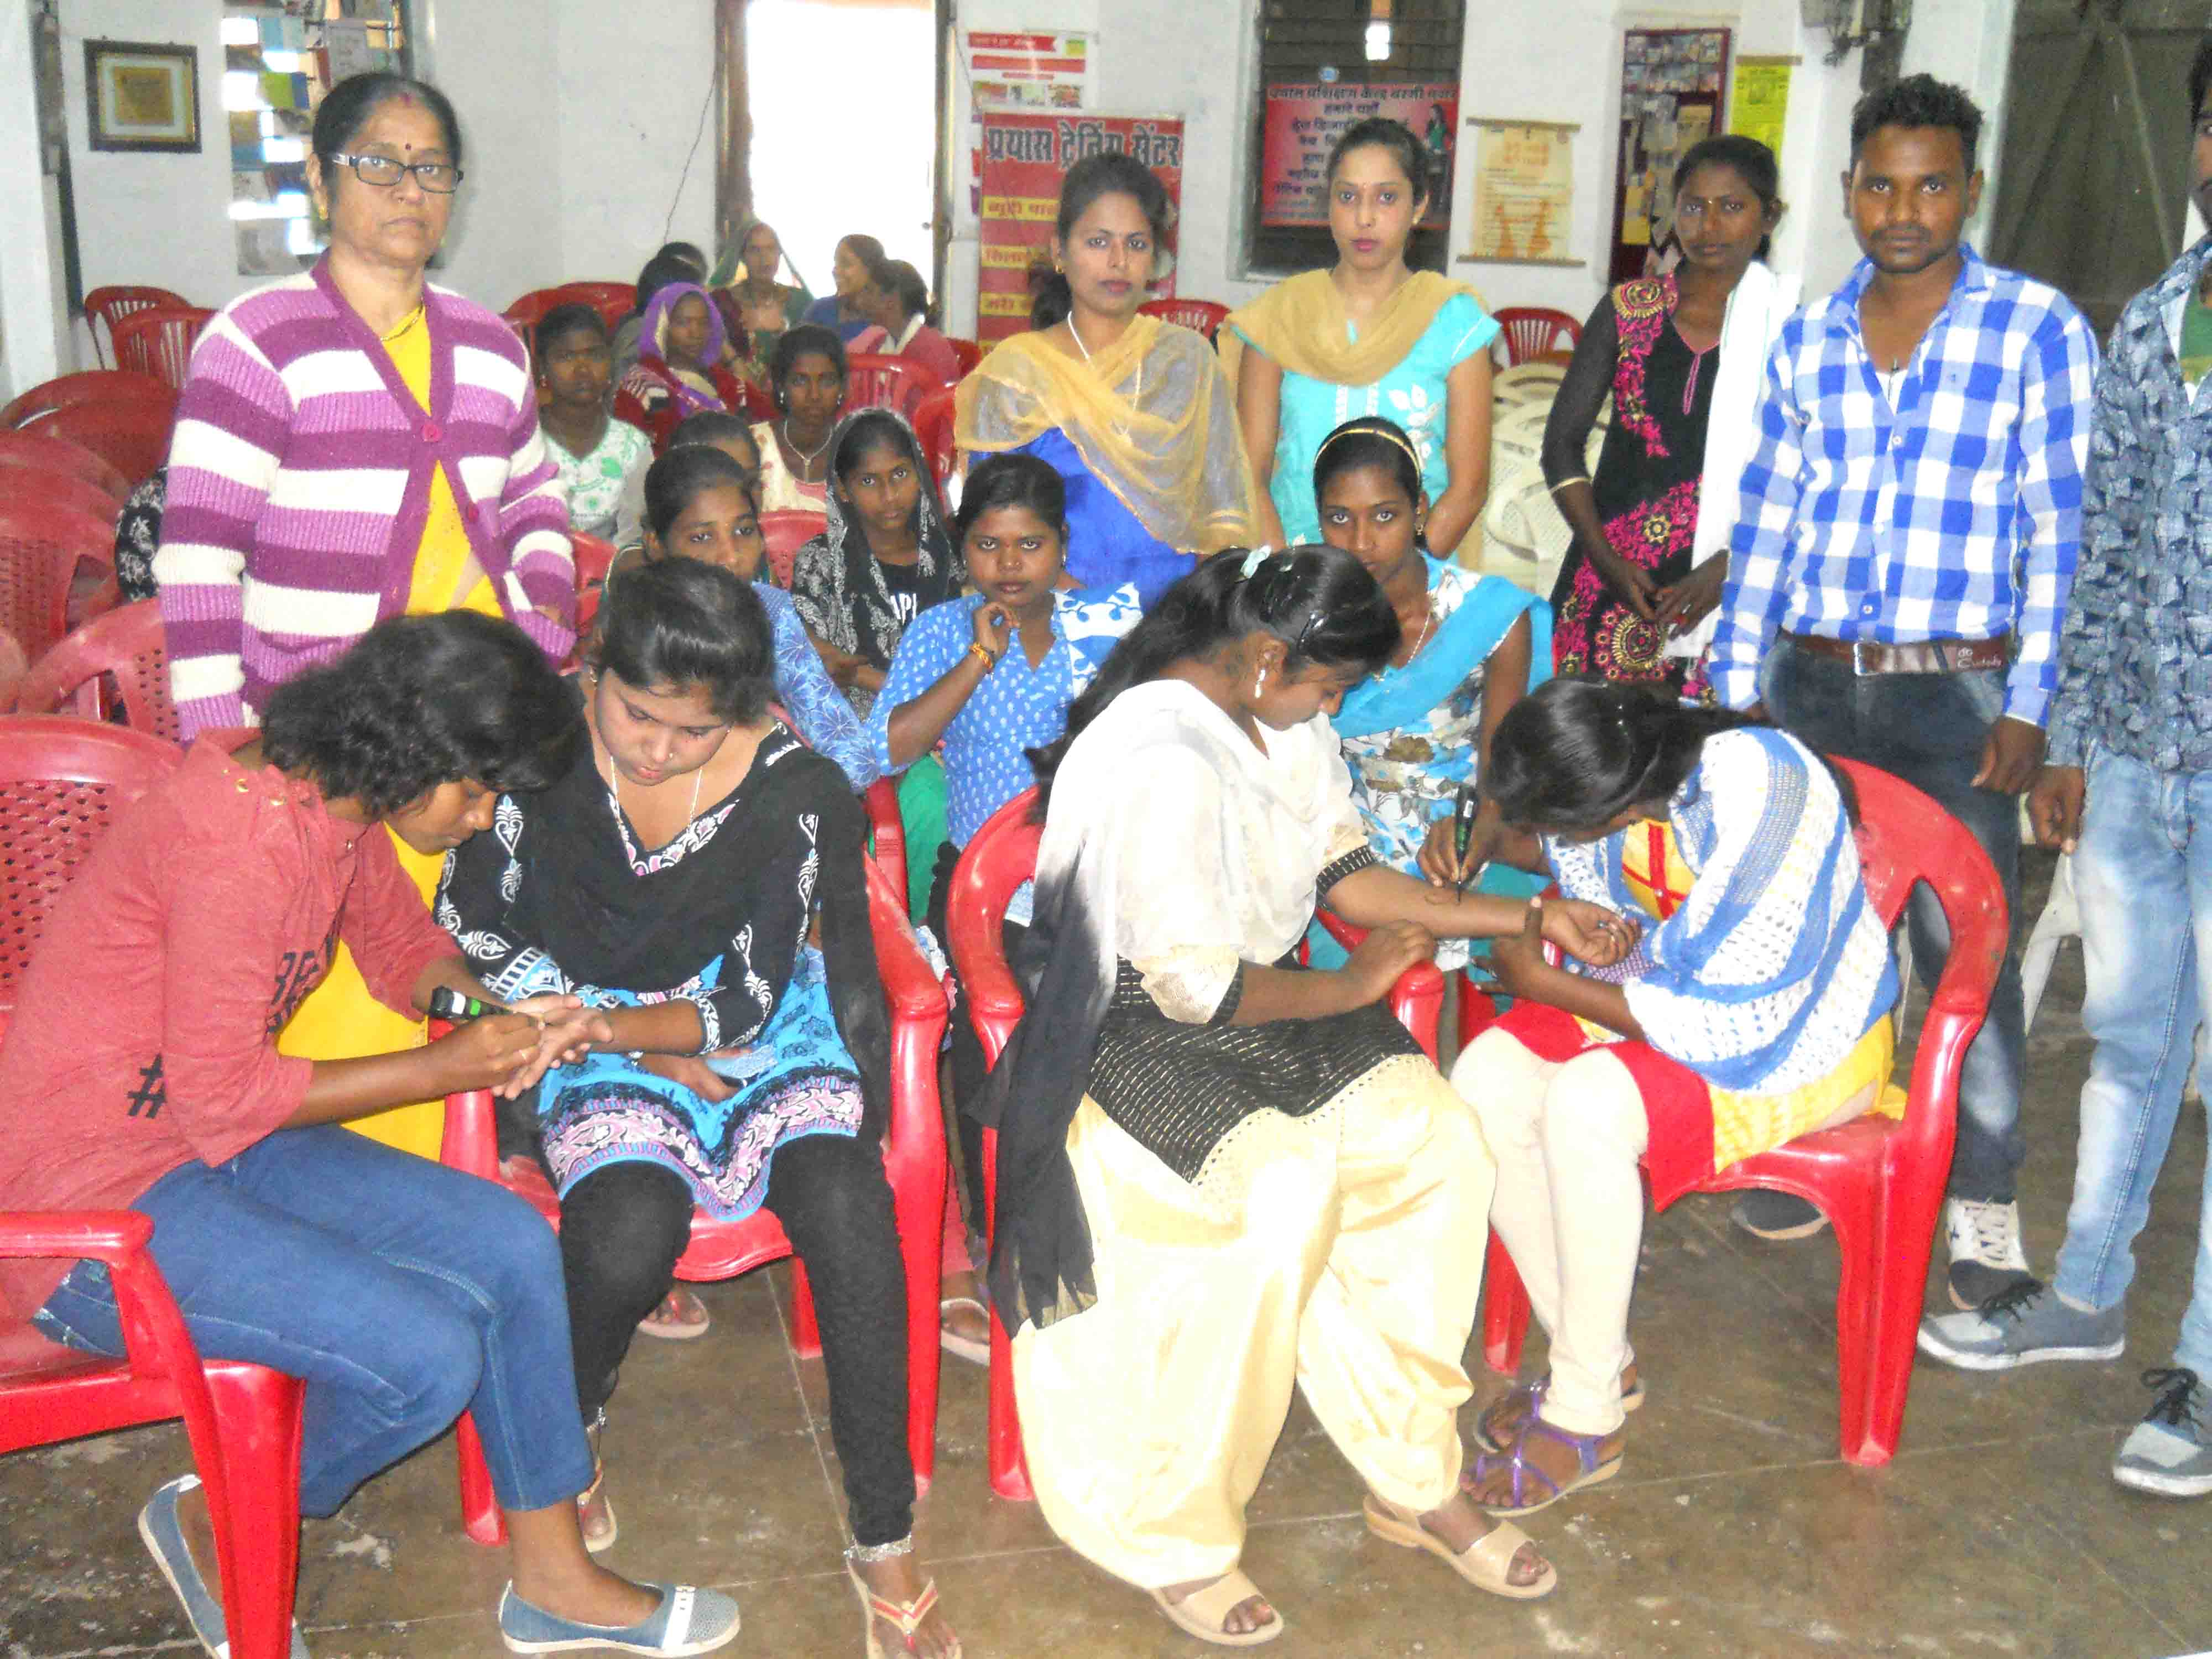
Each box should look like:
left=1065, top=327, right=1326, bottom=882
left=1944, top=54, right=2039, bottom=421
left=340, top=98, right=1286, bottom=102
left=1258, top=82, right=1458, bottom=228
left=1608, top=26, right=1730, bottom=285
left=1729, top=56, right=1793, bottom=165
left=1463, top=120, right=1578, bottom=265
left=974, top=113, right=1183, bottom=343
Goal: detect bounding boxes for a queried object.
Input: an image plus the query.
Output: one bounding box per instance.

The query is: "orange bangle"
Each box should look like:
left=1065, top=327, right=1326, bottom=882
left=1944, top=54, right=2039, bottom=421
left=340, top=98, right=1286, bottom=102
left=967, top=643, right=999, bottom=672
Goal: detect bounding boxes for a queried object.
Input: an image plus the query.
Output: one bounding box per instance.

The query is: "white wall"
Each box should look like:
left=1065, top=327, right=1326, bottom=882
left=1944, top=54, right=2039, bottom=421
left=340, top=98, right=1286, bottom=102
left=0, top=0, right=66, bottom=397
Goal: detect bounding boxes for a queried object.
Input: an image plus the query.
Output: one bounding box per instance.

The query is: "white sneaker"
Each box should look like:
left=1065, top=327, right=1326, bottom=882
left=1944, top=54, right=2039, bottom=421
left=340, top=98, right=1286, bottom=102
left=1944, top=1197, right=2033, bottom=1310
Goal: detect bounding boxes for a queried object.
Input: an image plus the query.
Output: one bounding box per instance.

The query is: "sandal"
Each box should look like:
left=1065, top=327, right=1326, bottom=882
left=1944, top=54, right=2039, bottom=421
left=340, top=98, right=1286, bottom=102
left=1146, top=1569, right=1282, bottom=1648
left=578, top=1456, right=618, bottom=1553
left=1473, top=1369, right=1643, bottom=1453
left=1469, top=1416, right=1623, bottom=1518
left=1361, top=1494, right=1557, bottom=1601
left=844, top=1552, right=961, bottom=1658
left=637, top=1286, right=711, bottom=1341
left=938, top=1296, right=990, bottom=1367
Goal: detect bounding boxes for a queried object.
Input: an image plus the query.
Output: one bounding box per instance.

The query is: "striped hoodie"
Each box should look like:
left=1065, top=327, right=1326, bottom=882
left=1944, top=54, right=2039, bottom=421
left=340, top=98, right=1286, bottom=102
left=153, top=259, right=575, bottom=737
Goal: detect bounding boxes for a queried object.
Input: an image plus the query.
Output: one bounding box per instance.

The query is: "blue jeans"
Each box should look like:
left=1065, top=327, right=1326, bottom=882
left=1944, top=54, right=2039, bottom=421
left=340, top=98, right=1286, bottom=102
left=1762, top=639, right=2027, bottom=1202
left=34, top=1125, right=593, bottom=1518
left=2053, top=748, right=2212, bottom=1375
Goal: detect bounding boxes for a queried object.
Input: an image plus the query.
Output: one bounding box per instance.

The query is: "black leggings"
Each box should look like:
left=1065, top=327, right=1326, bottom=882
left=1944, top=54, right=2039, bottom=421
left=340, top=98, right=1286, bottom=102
left=559, top=1135, right=916, bottom=1546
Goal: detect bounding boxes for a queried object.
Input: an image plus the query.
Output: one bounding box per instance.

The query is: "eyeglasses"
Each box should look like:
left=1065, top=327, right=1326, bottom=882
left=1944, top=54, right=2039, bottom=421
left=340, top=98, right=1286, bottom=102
left=326, top=152, right=465, bottom=193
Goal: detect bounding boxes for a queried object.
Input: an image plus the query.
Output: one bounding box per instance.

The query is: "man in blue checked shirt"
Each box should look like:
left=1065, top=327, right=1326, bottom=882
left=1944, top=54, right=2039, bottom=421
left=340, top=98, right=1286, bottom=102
left=1708, top=75, right=2098, bottom=1304
left=1920, top=34, right=2212, bottom=1500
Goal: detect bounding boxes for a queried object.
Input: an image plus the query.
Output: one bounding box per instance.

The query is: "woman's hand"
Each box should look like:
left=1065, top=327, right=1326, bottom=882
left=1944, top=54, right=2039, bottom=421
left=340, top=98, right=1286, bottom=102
left=1542, top=899, right=1639, bottom=967
left=1488, top=900, right=1550, bottom=998
left=1584, top=542, right=1660, bottom=622
left=1417, top=815, right=1497, bottom=889
left=425, top=1013, right=550, bottom=1097
left=1655, top=557, right=1727, bottom=635
left=1342, top=920, right=1437, bottom=1005
left=970, top=601, right=1013, bottom=661
left=500, top=998, right=615, bottom=1098
left=637, top=1052, right=737, bottom=1104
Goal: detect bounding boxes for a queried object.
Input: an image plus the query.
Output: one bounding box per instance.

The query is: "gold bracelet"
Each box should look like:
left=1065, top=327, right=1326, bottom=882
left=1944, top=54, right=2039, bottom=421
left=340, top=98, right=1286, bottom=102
left=1546, top=475, right=1591, bottom=497
left=967, top=643, right=999, bottom=672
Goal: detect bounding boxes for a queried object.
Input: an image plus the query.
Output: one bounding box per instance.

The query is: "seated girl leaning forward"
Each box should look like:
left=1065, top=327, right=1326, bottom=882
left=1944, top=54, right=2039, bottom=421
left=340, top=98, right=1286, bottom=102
left=610, top=444, right=879, bottom=791
left=981, top=547, right=1640, bottom=1646
left=435, top=557, right=960, bottom=1659
left=1432, top=677, right=1901, bottom=1518
left=0, top=611, right=740, bottom=1658
left=790, top=406, right=966, bottom=718
left=866, top=449, right=1141, bottom=1366
left=1309, top=414, right=1548, bottom=974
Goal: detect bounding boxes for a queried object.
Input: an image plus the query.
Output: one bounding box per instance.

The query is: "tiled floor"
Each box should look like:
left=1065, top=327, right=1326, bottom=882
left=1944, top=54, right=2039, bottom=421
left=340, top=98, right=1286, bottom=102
left=7, top=849, right=2212, bottom=1658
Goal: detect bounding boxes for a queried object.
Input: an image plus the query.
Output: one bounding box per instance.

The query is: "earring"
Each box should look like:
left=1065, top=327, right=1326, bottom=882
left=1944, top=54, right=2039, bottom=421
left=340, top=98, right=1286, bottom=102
left=1255, top=665, right=1269, bottom=696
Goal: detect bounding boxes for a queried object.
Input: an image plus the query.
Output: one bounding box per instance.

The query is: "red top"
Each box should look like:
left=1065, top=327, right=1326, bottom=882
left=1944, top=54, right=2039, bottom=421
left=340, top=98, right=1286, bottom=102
left=0, top=737, right=460, bottom=1323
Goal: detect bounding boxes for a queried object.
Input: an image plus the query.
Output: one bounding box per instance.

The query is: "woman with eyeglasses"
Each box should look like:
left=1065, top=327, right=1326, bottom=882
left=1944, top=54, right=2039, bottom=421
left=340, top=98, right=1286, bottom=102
left=153, top=71, right=576, bottom=1161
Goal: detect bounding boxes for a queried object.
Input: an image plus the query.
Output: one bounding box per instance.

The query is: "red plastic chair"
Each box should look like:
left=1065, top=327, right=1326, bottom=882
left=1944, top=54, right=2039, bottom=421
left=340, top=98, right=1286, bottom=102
left=0, top=467, right=124, bottom=529
left=911, top=385, right=957, bottom=484
left=844, top=353, right=941, bottom=420
left=36, top=401, right=174, bottom=489
left=0, top=500, right=119, bottom=665
left=1491, top=307, right=1583, bottom=367
left=442, top=855, right=950, bottom=1543
left=2, top=371, right=178, bottom=431
left=16, top=601, right=180, bottom=744
left=0, top=718, right=301, bottom=1659
left=863, top=778, right=908, bottom=909
left=945, top=787, right=1443, bottom=1500
left=110, top=306, right=216, bottom=392
left=82, top=286, right=190, bottom=371
left=1138, top=298, right=1230, bottom=341
left=758, top=509, right=824, bottom=590
left=0, top=628, right=23, bottom=713
left=945, top=337, right=983, bottom=379
left=505, top=284, right=638, bottom=357
left=0, top=431, right=132, bottom=502
left=1478, top=758, right=2005, bottom=1466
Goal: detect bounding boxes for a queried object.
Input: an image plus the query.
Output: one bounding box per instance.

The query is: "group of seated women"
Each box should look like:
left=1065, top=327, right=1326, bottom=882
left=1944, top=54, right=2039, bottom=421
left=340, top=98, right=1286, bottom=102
left=6, top=66, right=1900, bottom=1659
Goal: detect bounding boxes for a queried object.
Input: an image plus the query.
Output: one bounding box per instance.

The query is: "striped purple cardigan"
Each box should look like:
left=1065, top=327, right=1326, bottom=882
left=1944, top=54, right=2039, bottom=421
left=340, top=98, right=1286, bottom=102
left=153, top=260, right=575, bottom=738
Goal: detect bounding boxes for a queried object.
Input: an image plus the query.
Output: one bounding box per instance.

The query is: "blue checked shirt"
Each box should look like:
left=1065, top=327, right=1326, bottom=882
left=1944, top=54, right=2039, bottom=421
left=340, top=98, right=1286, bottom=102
left=1709, top=246, right=2098, bottom=725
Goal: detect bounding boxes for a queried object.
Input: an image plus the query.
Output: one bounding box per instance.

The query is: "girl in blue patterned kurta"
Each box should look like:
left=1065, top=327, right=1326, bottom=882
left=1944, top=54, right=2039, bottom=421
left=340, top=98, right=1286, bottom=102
left=868, top=452, right=1141, bottom=1361
left=1308, top=418, right=1548, bottom=974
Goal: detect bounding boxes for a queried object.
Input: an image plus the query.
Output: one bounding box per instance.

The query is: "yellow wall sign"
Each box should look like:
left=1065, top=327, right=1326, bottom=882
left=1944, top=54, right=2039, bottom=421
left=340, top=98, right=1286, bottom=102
left=1730, top=57, right=1794, bottom=166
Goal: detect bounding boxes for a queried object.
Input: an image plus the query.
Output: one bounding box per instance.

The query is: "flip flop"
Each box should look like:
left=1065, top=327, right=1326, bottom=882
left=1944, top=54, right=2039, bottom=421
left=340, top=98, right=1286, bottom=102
left=1146, top=1569, right=1283, bottom=1647
left=637, top=1287, right=711, bottom=1342
left=1361, top=1494, right=1557, bottom=1600
left=939, top=1296, right=990, bottom=1366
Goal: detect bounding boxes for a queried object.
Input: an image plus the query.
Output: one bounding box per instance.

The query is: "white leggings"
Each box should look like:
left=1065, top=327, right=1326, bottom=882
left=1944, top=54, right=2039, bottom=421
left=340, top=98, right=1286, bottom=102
left=1451, top=1025, right=1649, bottom=1437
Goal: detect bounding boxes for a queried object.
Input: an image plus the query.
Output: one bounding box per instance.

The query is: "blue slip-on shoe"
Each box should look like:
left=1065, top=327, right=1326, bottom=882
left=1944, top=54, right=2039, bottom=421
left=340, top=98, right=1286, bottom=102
left=2114, top=1368, right=2212, bottom=1498
left=1916, top=1281, right=2125, bottom=1371
left=138, top=1473, right=311, bottom=1657
left=499, top=1582, right=740, bottom=1656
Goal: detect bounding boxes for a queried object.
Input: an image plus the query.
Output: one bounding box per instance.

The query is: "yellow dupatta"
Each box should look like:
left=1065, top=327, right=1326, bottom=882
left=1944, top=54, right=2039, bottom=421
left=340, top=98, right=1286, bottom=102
left=954, top=315, right=1264, bottom=554
left=1220, top=269, right=1488, bottom=389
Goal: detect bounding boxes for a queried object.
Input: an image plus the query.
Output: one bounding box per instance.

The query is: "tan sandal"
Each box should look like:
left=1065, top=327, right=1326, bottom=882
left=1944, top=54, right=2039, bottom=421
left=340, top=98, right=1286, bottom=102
left=844, top=1556, right=959, bottom=1657
left=637, top=1286, right=711, bottom=1341
left=1146, top=1569, right=1283, bottom=1647
left=1362, top=1495, right=1557, bottom=1600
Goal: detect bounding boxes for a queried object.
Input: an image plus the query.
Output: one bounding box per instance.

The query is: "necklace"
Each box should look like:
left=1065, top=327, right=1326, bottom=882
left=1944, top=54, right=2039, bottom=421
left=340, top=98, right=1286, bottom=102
left=781, top=419, right=831, bottom=479
left=1397, top=599, right=1436, bottom=666
left=600, top=743, right=703, bottom=830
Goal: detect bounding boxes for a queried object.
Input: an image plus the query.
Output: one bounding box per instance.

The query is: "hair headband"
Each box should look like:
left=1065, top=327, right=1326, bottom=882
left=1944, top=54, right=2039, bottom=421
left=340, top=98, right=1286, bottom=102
left=1316, top=423, right=1422, bottom=481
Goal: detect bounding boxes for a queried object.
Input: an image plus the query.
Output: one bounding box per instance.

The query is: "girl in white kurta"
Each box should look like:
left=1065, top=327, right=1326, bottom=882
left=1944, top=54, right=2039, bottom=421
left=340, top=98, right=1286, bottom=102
left=980, top=547, right=1638, bottom=1646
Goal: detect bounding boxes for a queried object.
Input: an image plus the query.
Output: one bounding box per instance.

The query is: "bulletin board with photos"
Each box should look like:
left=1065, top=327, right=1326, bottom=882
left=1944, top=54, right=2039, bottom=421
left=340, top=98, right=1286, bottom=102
left=223, top=1, right=409, bottom=277
left=1608, top=26, right=1730, bottom=286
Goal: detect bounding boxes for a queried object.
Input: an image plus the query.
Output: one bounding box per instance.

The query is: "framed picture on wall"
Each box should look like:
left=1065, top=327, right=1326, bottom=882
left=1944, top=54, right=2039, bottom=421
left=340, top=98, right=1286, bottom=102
left=85, top=39, right=201, bottom=154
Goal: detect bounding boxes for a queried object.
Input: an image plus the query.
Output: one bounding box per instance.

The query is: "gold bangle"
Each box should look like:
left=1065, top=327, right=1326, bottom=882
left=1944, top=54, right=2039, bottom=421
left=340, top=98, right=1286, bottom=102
left=1546, top=475, right=1591, bottom=497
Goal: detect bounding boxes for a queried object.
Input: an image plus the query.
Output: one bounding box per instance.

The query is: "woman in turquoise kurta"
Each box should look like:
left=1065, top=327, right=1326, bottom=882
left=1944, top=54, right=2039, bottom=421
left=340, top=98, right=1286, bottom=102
left=1228, top=117, right=1499, bottom=556
left=1307, top=418, right=1549, bottom=975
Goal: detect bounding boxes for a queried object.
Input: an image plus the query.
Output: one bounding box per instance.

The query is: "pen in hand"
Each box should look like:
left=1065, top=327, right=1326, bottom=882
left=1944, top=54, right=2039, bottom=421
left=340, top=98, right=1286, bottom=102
left=1452, top=781, right=1482, bottom=897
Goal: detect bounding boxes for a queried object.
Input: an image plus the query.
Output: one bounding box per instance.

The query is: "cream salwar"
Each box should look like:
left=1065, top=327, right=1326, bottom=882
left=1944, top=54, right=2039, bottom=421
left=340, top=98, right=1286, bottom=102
left=1013, top=1053, right=1493, bottom=1589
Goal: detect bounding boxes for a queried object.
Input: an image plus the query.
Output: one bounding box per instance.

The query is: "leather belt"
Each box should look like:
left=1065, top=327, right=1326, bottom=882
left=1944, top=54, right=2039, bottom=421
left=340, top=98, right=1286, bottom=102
left=1782, top=632, right=2010, bottom=676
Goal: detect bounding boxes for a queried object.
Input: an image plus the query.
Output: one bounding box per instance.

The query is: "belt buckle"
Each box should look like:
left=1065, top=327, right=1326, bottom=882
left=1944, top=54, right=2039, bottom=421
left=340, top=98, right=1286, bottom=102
left=1851, top=638, right=1877, bottom=677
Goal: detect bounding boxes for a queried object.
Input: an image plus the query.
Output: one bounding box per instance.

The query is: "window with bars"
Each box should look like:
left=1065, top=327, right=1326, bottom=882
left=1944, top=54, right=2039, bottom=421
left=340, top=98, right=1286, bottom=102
left=1246, top=0, right=1465, bottom=275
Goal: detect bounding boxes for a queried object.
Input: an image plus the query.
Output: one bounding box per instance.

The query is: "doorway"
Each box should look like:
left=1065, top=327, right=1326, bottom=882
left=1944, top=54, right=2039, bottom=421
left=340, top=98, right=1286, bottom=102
left=745, top=0, right=938, bottom=304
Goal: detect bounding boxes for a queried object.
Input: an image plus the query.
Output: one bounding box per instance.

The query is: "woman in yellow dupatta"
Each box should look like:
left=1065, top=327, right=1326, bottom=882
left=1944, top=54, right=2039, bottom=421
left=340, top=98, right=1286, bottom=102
left=1225, top=118, right=1499, bottom=556
left=954, top=153, right=1262, bottom=606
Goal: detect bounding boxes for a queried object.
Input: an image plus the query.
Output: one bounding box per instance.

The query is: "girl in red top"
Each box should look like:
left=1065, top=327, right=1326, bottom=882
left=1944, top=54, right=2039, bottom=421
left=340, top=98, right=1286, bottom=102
left=0, top=611, right=739, bottom=1658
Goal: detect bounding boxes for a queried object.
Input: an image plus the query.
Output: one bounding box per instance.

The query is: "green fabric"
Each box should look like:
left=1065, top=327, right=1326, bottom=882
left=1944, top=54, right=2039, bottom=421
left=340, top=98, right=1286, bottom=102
left=896, top=755, right=949, bottom=921
left=2182, top=287, right=2212, bottom=395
